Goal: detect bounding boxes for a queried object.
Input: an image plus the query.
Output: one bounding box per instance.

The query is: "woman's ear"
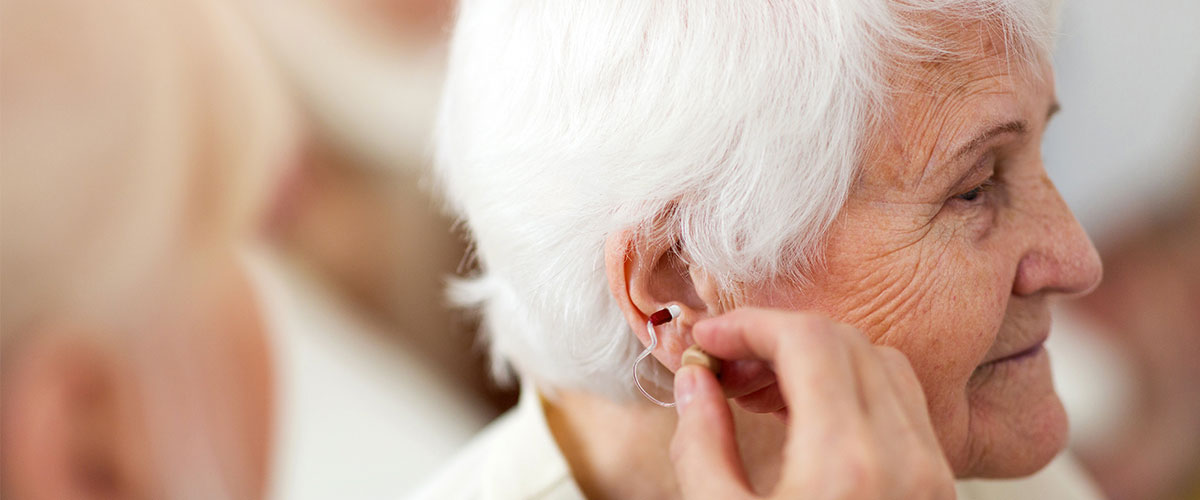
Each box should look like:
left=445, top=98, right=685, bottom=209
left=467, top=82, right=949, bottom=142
left=604, top=226, right=726, bottom=372
left=1, top=325, right=146, bottom=500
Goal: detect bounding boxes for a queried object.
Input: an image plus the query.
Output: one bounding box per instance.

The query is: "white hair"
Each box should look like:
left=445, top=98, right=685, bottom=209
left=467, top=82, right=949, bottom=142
left=435, top=0, right=1059, bottom=400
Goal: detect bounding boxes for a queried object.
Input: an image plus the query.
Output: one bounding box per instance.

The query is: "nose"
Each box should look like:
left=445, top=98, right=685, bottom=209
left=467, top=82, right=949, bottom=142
left=1012, top=174, right=1103, bottom=298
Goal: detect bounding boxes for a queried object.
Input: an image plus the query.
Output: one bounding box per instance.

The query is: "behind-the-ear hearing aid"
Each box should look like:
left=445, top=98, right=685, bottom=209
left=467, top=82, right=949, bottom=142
left=633, top=305, right=723, bottom=408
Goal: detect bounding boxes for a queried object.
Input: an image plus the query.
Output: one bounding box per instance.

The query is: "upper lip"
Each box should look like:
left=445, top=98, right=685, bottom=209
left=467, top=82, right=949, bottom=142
left=980, top=330, right=1048, bottom=366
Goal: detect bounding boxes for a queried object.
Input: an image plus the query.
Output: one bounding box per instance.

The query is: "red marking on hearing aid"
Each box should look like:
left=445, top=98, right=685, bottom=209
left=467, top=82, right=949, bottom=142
left=649, top=308, right=674, bottom=326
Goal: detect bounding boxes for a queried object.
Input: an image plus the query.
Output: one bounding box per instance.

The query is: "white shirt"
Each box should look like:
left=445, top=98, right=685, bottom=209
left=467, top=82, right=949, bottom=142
left=415, top=385, right=1105, bottom=500
left=244, top=248, right=491, bottom=500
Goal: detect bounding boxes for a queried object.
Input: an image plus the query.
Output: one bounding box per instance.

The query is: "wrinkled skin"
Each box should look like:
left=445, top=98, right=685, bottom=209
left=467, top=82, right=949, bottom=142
left=726, top=40, right=1103, bottom=477
left=587, top=25, right=1106, bottom=500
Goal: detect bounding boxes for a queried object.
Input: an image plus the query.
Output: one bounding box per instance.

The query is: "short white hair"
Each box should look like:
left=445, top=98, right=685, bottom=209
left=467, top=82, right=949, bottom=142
left=435, top=0, right=1058, bottom=399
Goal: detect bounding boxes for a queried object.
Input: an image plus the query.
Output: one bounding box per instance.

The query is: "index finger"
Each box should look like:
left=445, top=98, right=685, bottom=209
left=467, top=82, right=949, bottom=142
left=693, top=308, right=811, bottom=362
left=693, top=308, right=846, bottom=369
left=692, top=308, right=862, bottom=427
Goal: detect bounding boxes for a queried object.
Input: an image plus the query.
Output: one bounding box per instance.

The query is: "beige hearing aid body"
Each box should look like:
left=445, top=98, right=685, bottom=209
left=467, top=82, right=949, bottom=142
left=681, top=344, right=722, bottom=374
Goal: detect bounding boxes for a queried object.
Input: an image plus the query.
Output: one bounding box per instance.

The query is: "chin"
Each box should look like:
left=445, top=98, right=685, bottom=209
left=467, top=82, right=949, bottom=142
left=957, top=347, right=1069, bottom=478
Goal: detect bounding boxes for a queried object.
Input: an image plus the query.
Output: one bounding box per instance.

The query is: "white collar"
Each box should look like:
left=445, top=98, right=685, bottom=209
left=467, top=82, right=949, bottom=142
left=480, top=385, right=586, bottom=500
left=429, top=379, right=1104, bottom=500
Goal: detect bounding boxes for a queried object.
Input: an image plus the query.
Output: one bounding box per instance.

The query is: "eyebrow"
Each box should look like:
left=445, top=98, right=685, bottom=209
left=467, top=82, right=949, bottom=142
left=948, top=101, right=1060, bottom=163
left=949, top=120, right=1027, bottom=163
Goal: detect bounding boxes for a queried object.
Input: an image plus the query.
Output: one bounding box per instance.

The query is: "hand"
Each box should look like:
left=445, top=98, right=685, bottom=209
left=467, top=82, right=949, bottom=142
left=670, top=308, right=955, bottom=500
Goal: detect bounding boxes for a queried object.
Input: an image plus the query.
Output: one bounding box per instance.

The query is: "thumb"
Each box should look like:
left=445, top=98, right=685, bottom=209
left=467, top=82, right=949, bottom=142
left=671, top=365, right=753, bottom=499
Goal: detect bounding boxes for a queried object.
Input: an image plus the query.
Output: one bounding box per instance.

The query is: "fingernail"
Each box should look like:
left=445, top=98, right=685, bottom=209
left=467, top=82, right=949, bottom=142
left=675, top=366, right=697, bottom=414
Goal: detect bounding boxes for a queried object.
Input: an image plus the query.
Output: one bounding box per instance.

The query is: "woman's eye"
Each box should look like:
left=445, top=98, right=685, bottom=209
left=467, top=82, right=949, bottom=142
left=955, top=178, right=994, bottom=203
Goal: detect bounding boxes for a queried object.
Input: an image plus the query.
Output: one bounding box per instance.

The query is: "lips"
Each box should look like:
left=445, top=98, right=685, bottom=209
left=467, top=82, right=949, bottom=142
left=979, top=330, right=1048, bottom=367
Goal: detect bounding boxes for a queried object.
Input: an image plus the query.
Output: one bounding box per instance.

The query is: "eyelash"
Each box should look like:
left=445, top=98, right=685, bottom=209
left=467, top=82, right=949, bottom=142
left=955, top=178, right=996, bottom=203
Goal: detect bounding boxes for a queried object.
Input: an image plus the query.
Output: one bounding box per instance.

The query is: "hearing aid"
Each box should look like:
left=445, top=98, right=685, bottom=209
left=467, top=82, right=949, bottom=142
left=681, top=344, right=722, bottom=374
left=633, top=304, right=723, bottom=408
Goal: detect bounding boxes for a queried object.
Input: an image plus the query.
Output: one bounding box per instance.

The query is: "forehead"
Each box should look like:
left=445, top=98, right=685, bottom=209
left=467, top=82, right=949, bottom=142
left=864, top=25, right=1053, bottom=189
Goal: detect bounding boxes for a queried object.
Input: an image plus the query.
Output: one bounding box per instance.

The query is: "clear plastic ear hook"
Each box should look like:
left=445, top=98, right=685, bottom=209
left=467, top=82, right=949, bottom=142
left=633, top=304, right=682, bottom=408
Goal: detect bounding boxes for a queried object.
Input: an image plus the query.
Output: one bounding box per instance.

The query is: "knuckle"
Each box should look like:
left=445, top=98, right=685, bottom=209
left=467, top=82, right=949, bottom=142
left=907, top=467, right=938, bottom=492
left=877, top=347, right=922, bottom=384
left=787, top=314, right=839, bottom=346
left=922, top=473, right=958, bottom=500
left=935, top=480, right=958, bottom=500
left=782, top=310, right=827, bottom=333
left=668, top=432, right=690, bottom=464
left=875, top=345, right=911, bottom=367
left=903, top=455, right=955, bottom=499
left=849, top=475, right=884, bottom=500
left=838, top=442, right=883, bottom=492
left=836, top=324, right=873, bottom=351
left=899, top=369, right=927, bottom=399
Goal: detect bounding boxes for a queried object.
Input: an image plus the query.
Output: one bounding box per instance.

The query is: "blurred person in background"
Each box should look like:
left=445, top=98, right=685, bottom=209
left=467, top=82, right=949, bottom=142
left=1, top=0, right=292, bottom=497
left=1072, top=164, right=1200, bottom=500
left=1038, top=2, right=1200, bottom=499
left=1050, top=150, right=1200, bottom=500
left=242, top=1, right=499, bottom=495
left=248, top=0, right=515, bottom=414
left=1, top=0, right=486, bottom=498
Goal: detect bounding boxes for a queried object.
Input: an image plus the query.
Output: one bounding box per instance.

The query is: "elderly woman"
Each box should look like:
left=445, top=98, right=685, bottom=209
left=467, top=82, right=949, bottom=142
left=419, top=1, right=1103, bottom=499
left=1, top=0, right=490, bottom=498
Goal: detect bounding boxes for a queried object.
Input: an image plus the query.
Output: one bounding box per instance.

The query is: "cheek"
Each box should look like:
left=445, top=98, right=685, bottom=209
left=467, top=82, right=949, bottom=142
left=893, top=244, right=1011, bottom=432
left=929, top=245, right=1008, bottom=359
left=780, top=227, right=1013, bottom=425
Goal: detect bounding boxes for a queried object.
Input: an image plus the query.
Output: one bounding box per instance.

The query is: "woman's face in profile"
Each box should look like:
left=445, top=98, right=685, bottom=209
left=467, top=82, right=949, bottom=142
left=742, top=38, right=1102, bottom=477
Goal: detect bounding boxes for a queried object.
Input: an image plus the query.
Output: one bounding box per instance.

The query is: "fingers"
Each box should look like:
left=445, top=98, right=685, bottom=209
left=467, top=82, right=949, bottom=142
left=715, top=359, right=777, bottom=399
left=732, top=383, right=787, bottom=414
left=671, top=365, right=753, bottom=500
left=839, top=333, right=941, bottom=492
left=842, top=332, right=912, bottom=431
left=874, top=346, right=942, bottom=449
left=691, top=308, right=794, bottom=363
left=681, top=308, right=954, bottom=500
left=693, top=308, right=862, bottom=427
